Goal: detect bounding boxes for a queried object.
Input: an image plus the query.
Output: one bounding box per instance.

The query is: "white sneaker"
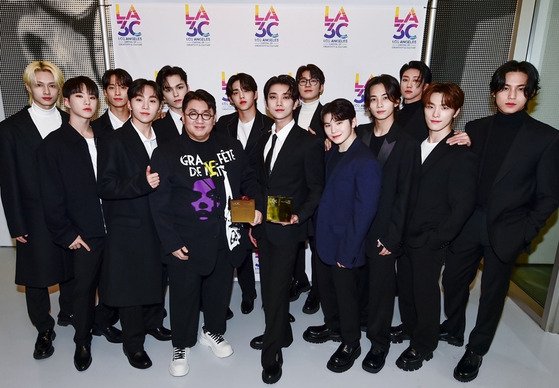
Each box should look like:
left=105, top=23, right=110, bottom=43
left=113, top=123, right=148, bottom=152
left=169, top=347, right=189, bottom=377
left=199, top=326, right=233, bottom=358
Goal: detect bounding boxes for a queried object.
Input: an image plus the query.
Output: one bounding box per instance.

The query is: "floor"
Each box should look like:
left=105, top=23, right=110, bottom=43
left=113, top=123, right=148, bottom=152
left=0, top=247, right=558, bottom=388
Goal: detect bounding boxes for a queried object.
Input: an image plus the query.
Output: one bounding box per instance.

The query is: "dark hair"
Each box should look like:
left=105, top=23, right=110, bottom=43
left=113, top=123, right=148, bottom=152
left=295, top=64, right=325, bottom=85
left=490, top=60, right=540, bottom=100
left=263, top=74, right=299, bottom=102
left=127, top=79, right=162, bottom=102
left=399, top=60, right=432, bottom=85
left=225, top=73, right=258, bottom=97
left=101, top=68, right=132, bottom=90
left=156, top=65, right=188, bottom=90
left=321, top=98, right=356, bottom=122
left=364, top=74, right=401, bottom=109
left=182, top=89, right=216, bottom=113
left=422, top=82, right=464, bottom=110
left=63, top=76, right=99, bottom=98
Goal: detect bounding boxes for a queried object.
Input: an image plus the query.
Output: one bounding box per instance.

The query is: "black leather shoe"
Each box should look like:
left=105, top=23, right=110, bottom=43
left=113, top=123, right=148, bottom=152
left=74, top=344, right=92, bottom=371
left=327, top=343, right=361, bottom=373
left=302, top=324, right=342, bottom=344
left=289, top=280, right=311, bottom=301
left=250, top=334, right=264, bottom=350
left=302, top=295, right=319, bottom=314
left=92, top=325, right=123, bottom=343
left=33, top=329, right=56, bottom=359
left=454, top=349, right=483, bottom=382
left=241, top=299, right=254, bottom=314
left=226, top=307, right=234, bottom=320
left=123, top=348, right=152, bottom=369
left=362, top=347, right=387, bottom=374
left=395, top=346, right=433, bottom=371
left=146, top=326, right=172, bottom=341
left=439, top=325, right=464, bottom=346
left=262, top=352, right=283, bottom=384
left=289, top=313, right=295, bottom=323
left=390, top=324, right=410, bottom=343
left=57, top=312, right=73, bottom=327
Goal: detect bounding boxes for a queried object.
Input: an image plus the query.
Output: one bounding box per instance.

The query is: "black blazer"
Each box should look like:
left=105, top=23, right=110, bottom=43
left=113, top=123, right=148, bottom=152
left=214, top=109, right=274, bottom=169
left=357, top=121, right=420, bottom=256
left=252, top=124, right=325, bottom=244
left=0, top=107, right=71, bottom=287
left=405, top=132, right=478, bottom=250
left=396, top=100, right=429, bottom=142
left=466, top=113, right=559, bottom=262
left=294, top=102, right=326, bottom=139
left=149, top=131, right=263, bottom=274
left=37, top=122, right=105, bottom=248
left=153, top=112, right=183, bottom=145
left=97, top=121, right=163, bottom=306
left=91, top=109, right=115, bottom=136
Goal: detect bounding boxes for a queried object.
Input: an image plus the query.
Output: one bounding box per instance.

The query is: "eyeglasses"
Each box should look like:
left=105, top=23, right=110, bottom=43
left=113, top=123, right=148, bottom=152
left=298, top=78, right=320, bottom=87
left=186, top=111, right=214, bottom=121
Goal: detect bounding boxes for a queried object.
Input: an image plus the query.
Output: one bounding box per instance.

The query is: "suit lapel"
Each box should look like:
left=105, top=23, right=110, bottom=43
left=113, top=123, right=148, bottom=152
left=421, top=133, right=454, bottom=174
left=269, top=126, right=300, bottom=180
left=122, top=123, right=150, bottom=166
left=14, top=109, right=45, bottom=152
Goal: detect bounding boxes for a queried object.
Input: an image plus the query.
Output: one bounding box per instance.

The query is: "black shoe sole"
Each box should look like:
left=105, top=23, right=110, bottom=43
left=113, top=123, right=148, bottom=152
left=74, top=356, right=92, bottom=371
left=302, top=333, right=342, bottom=344
left=440, top=337, right=464, bottom=347
left=302, top=304, right=320, bottom=314
left=327, top=347, right=361, bottom=373
left=262, top=368, right=282, bottom=384
left=395, top=352, right=433, bottom=371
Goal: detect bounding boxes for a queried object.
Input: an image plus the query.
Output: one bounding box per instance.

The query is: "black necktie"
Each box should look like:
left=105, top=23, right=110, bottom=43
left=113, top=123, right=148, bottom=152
left=265, top=134, right=277, bottom=175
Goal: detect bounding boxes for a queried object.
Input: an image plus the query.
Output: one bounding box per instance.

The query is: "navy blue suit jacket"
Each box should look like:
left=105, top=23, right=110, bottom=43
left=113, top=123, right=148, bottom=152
left=315, top=138, right=382, bottom=268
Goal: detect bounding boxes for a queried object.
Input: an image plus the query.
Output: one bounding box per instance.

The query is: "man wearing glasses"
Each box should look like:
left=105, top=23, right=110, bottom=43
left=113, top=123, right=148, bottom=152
left=149, top=89, right=263, bottom=377
left=289, top=64, right=327, bottom=316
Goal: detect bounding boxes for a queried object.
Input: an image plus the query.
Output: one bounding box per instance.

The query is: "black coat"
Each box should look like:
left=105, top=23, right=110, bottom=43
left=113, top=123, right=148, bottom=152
left=466, top=113, right=559, bottom=262
left=405, top=132, right=478, bottom=250
left=294, top=102, right=326, bottom=139
left=357, top=122, right=420, bottom=256
left=0, top=107, right=72, bottom=287
left=153, top=112, right=183, bottom=146
left=37, top=122, right=105, bottom=248
left=97, top=121, right=164, bottom=306
left=214, top=109, right=274, bottom=169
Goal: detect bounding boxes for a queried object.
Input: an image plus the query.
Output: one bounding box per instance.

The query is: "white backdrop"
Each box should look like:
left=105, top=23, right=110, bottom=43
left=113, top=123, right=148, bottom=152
left=111, top=1, right=427, bottom=123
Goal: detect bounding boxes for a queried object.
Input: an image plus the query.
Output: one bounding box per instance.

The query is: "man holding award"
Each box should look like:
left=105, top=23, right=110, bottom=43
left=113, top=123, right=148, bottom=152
left=251, top=75, right=325, bottom=384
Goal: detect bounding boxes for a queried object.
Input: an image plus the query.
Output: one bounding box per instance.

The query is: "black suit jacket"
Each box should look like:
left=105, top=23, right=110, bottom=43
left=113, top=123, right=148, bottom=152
left=214, top=109, right=274, bottom=169
left=97, top=121, right=163, bottom=306
left=153, top=112, right=183, bottom=146
left=0, top=107, right=71, bottom=287
left=466, top=113, right=559, bottom=262
left=405, top=132, right=478, bottom=250
left=91, top=110, right=115, bottom=135
left=252, top=124, right=325, bottom=244
left=37, top=122, right=105, bottom=248
left=357, top=121, right=420, bottom=256
left=396, top=100, right=429, bottom=142
left=294, top=102, right=325, bottom=139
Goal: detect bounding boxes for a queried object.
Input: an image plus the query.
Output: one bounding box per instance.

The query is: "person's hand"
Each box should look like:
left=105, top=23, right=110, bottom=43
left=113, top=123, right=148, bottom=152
left=249, top=227, right=257, bottom=248
left=173, top=246, right=189, bottom=260
left=146, top=165, right=160, bottom=189
left=324, top=138, right=332, bottom=151
left=308, top=127, right=316, bottom=135
left=69, top=236, right=91, bottom=252
left=272, top=214, right=299, bottom=226
left=250, top=210, right=263, bottom=226
left=446, top=131, right=471, bottom=147
left=377, top=240, right=392, bottom=256
left=15, top=234, right=29, bottom=243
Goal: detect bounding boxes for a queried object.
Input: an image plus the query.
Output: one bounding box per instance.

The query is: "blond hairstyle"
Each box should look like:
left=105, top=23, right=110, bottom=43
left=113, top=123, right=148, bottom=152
left=22, top=61, right=64, bottom=107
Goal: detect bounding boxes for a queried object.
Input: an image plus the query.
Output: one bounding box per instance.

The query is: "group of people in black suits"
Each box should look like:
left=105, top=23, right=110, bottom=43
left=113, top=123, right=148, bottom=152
left=0, top=58, right=558, bottom=386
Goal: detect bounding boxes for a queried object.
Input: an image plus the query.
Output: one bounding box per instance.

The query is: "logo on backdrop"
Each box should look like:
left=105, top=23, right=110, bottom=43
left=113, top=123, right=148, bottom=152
left=354, top=73, right=372, bottom=112
left=323, top=6, right=348, bottom=48
left=221, top=72, right=235, bottom=111
left=392, top=7, right=419, bottom=49
left=115, top=4, right=142, bottom=46
left=255, top=5, right=279, bottom=47
left=185, top=4, right=211, bottom=46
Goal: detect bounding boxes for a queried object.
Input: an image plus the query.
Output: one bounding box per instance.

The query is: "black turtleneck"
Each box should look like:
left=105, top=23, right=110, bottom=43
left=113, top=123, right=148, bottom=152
left=476, top=110, right=527, bottom=207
